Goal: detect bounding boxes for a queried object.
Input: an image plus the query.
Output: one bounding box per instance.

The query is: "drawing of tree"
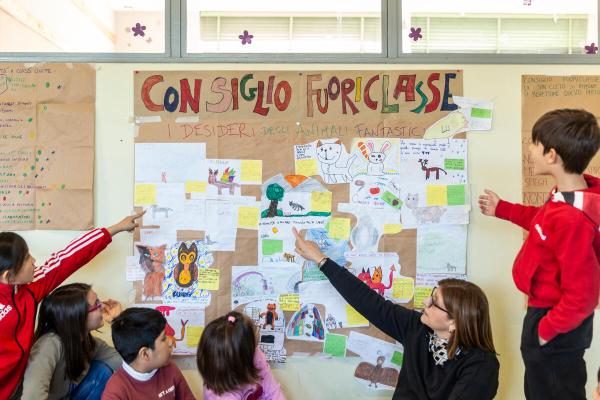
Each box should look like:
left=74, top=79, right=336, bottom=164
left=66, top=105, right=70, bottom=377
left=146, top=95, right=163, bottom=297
left=264, top=183, right=284, bottom=218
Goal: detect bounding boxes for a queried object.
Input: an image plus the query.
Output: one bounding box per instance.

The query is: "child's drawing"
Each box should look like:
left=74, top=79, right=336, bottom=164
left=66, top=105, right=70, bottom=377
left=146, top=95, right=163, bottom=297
left=231, top=265, right=301, bottom=307
left=346, top=252, right=401, bottom=300
left=208, top=168, right=240, bottom=195
left=286, top=303, right=327, bottom=342
left=416, top=224, right=467, bottom=274
left=162, top=240, right=213, bottom=305
left=244, top=300, right=287, bottom=363
left=357, top=140, right=391, bottom=176
left=135, top=304, right=205, bottom=356
left=315, top=139, right=356, bottom=183
left=135, top=243, right=166, bottom=300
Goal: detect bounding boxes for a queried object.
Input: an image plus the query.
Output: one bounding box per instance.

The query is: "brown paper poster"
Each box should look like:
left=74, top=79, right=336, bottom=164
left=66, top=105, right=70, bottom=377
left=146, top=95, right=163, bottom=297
left=522, top=75, right=600, bottom=205
left=133, top=70, right=465, bottom=357
left=0, top=64, right=95, bottom=230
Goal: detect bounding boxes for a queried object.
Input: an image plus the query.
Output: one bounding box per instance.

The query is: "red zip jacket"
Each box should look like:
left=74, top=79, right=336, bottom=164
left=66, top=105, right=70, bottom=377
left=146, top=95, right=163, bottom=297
left=0, top=228, right=112, bottom=399
left=495, top=174, right=600, bottom=342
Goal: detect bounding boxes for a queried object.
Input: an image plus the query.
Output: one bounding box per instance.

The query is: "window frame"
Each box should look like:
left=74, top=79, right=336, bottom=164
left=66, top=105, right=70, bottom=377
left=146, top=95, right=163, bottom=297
left=0, top=0, right=598, bottom=64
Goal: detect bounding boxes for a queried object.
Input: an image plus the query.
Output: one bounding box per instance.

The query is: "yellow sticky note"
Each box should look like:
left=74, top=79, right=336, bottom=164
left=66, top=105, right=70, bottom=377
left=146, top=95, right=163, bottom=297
left=346, top=304, right=369, bottom=326
left=134, top=184, right=156, bottom=206
left=311, top=191, right=332, bottom=213
left=238, top=206, right=259, bottom=229
left=197, top=268, right=220, bottom=290
left=185, top=181, right=206, bottom=193
left=328, top=217, right=351, bottom=240
left=414, top=286, right=433, bottom=309
left=384, top=223, right=403, bottom=234
left=426, top=185, right=448, bottom=206
left=279, top=293, right=301, bottom=311
left=295, top=158, right=318, bottom=177
left=392, top=277, right=415, bottom=300
left=186, top=326, right=204, bottom=347
left=241, top=160, right=262, bottom=183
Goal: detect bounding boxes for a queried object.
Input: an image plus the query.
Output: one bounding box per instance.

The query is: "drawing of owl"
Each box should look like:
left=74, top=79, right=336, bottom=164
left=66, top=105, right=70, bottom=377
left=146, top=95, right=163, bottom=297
left=174, top=242, right=199, bottom=288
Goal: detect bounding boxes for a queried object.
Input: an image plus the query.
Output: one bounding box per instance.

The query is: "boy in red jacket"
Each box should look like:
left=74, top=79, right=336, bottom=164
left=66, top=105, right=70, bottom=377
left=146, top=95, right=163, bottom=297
left=0, top=211, right=143, bottom=400
left=480, top=109, right=600, bottom=400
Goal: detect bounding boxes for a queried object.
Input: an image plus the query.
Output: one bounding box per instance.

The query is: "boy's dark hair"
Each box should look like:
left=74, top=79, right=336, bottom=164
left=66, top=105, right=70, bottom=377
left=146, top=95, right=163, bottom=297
left=0, top=232, right=29, bottom=278
left=35, top=283, right=96, bottom=381
left=597, top=366, right=600, bottom=383
left=197, top=311, right=259, bottom=395
left=111, top=307, right=166, bottom=364
left=532, top=109, right=600, bottom=174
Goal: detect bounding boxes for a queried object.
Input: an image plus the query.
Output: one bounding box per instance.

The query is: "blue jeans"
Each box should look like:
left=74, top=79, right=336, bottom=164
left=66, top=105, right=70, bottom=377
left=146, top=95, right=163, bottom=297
left=70, top=360, right=114, bottom=400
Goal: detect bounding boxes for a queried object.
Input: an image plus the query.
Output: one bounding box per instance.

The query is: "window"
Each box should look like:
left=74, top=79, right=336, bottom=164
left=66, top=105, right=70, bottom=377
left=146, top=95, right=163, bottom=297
left=402, top=0, right=597, bottom=54
left=186, top=0, right=382, bottom=54
left=0, top=0, right=166, bottom=53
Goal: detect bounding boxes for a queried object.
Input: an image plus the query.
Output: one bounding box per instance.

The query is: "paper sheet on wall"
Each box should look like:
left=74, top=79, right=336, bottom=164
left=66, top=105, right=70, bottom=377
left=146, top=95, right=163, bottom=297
left=416, top=225, right=467, bottom=274
left=134, top=304, right=205, bottom=355
left=135, top=143, right=206, bottom=183
left=0, top=63, right=95, bottom=230
left=347, top=331, right=403, bottom=391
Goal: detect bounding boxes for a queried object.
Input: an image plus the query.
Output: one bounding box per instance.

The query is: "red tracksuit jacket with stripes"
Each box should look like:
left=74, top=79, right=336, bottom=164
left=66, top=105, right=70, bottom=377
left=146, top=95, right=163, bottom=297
left=0, top=228, right=112, bottom=399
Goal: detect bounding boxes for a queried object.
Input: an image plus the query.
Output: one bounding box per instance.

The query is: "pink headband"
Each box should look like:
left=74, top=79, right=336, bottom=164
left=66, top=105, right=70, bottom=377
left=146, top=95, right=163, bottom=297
left=227, top=315, right=236, bottom=324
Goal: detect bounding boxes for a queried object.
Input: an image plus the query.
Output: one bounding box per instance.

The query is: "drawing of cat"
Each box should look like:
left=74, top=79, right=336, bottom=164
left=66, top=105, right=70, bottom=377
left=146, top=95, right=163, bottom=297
left=357, top=265, right=395, bottom=296
left=316, top=139, right=356, bottom=184
left=174, top=242, right=199, bottom=288
left=405, top=193, right=446, bottom=224
left=136, top=244, right=166, bottom=299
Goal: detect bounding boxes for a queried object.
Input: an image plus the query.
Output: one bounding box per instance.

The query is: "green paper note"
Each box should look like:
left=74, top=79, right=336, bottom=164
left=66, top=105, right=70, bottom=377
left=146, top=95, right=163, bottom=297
left=262, top=239, right=283, bottom=256
left=324, top=333, right=347, bottom=357
left=447, top=184, right=466, bottom=206
left=382, top=191, right=403, bottom=209
left=471, top=107, right=492, bottom=118
left=444, top=159, right=464, bottom=170
left=391, top=350, right=404, bottom=366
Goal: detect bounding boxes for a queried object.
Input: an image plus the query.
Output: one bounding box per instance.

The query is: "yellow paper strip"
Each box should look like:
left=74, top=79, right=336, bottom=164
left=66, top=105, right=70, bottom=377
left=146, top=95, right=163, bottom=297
left=186, top=326, right=204, bottom=347
left=328, top=217, right=351, bottom=240
left=185, top=180, right=206, bottom=193
left=383, top=223, right=403, bottom=235
left=134, top=183, right=156, bottom=206
left=279, top=293, right=301, bottom=311
left=414, top=286, right=433, bottom=309
left=346, top=304, right=369, bottom=326
left=197, top=268, right=220, bottom=290
left=238, top=206, right=259, bottom=229
left=426, top=185, right=448, bottom=206
left=311, top=191, right=332, bottom=213
left=240, top=160, right=262, bottom=183
left=295, top=158, right=318, bottom=177
left=392, top=277, right=415, bottom=300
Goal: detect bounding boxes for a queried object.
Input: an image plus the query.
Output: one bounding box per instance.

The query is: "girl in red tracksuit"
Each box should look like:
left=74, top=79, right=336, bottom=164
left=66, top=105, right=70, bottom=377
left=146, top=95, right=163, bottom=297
left=0, top=212, right=143, bottom=400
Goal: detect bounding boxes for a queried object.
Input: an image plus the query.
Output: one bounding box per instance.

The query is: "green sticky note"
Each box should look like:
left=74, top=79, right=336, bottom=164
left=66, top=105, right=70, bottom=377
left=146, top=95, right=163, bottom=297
left=444, top=159, right=465, bottom=170
left=447, top=184, right=466, bottom=205
left=323, top=333, right=347, bottom=357
left=382, top=191, right=403, bottom=210
left=391, top=351, right=404, bottom=366
left=471, top=107, right=492, bottom=118
left=262, top=239, right=283, bottom=256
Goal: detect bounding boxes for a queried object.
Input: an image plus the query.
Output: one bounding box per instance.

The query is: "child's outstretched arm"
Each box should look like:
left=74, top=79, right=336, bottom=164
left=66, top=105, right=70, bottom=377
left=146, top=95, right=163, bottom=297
left=28, top=211, right=144, bottom=301
left=293, top=228, right=421, bottom=344
left=479, top=189, right=540, bottom=230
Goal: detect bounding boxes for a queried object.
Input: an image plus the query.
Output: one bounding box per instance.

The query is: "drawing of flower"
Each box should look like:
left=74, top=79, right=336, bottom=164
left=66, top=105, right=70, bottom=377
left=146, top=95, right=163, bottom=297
left=239, top=30, right=254, bottom=45
left=409, top=27, right=422, bottom=42
left=585, top=43, right=598, bottom=54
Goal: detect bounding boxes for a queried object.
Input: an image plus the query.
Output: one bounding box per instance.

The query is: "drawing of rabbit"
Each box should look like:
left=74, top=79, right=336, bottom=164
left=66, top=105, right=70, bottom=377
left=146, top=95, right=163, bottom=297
left=365, top=141, right=391, bottom=176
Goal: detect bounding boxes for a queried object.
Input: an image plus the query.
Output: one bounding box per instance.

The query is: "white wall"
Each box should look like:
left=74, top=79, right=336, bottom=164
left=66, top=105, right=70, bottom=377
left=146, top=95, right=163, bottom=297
left=24, top=62, right=600, bottom=399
